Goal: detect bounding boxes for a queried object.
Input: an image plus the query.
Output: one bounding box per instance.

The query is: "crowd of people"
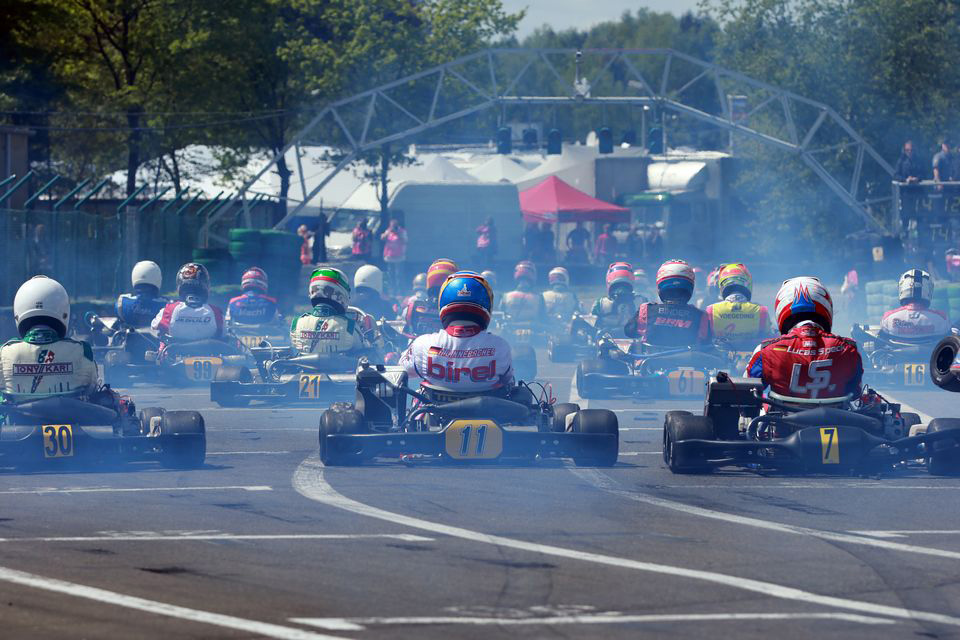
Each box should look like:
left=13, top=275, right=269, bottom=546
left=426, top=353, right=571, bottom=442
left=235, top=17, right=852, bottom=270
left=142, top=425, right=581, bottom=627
left=518, top=220, right=665, bottom=273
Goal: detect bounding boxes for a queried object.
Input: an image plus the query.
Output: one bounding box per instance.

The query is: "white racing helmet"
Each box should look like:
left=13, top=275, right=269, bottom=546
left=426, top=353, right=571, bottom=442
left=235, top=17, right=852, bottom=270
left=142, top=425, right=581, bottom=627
left=14, top=276, right=71, bottom=338
left=898, top=268, right=933, bottom=305
left=132, top=260, right=162, bottom=289
left=354, top=264, right=383, bottom=295
left=774, top=276, right=833, bottom=333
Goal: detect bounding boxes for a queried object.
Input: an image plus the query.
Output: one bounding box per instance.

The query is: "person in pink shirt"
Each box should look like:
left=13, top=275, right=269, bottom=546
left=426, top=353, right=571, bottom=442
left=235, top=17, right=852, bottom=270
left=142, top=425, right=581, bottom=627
left=352, top=219, right=373, bottom=261
left=380, top=217, right=408, bottom=294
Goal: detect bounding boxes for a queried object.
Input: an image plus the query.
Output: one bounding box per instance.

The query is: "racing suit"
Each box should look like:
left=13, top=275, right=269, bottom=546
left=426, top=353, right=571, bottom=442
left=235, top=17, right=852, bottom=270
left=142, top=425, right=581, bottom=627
left=542, top=290, right=580, bottom=319
left=590, top=295, right=636, bottom=333
left=625, top=302, right=712, bottom=348
left=706, top=293, right=772, bottom=349
left=290, top=303, right=377, bottom=355
left=116, top=291, right=167, bottom=328
left=0, top=325, right=99, bottom=402
left=880, top=303, right=950, bottom=341
left=151, top=302, right=225, bottom=341
left=746, top=322, right=863, bottom=400
left=500, top=290, right=545, bottom=321
left=226, top=291, right=281, bottom=326
left=400, top=324, right=513, bottom=393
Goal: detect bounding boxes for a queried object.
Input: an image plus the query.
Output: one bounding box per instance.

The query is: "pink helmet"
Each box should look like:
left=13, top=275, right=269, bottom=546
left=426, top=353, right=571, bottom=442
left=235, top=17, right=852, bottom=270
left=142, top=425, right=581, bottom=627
left=774, top=276, right=833, bottom=333
left=514, top=260, right=537, bottom=283
left=241, top=267, right=268, bottom=293
left=655, top=259, right=695, bottom=302
left=605, top=261, right=635, bottom=296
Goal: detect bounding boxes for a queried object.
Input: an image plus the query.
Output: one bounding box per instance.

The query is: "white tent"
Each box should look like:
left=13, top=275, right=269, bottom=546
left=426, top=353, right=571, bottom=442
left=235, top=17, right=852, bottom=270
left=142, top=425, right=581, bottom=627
left=468, top=155, right=529, bottom=183
left=418, top=155, right=478, bottom=183
left=514, top=145, right=598, bottom=195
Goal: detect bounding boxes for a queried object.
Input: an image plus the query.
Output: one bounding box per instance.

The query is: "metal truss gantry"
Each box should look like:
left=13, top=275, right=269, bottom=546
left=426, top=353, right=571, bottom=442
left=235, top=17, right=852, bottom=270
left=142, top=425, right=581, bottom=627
left=202, top=48, right=894, bottom=241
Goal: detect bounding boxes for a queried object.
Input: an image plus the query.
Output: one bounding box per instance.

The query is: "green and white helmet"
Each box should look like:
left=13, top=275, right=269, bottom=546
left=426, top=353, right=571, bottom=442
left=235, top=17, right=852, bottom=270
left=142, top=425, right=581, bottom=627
left=309, top=267, right=351, bottom=312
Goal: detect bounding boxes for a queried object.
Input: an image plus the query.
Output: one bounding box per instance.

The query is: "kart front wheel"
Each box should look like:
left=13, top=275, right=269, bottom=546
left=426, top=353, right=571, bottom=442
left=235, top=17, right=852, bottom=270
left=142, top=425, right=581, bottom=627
left=930, top=336, right=960, bottom=392
left=211, top=365, right=253, bottom=407
left=319, top=403, right=367, bottom=466
left=551, top=402, right=580, bottom=433
left=576, top=359, right=629, bottom=399
left=927, top=418, right=960, bottom=476
left=664, top=414, right=714, bottom=474
left=159, top=411, right=206, bottom=469
left=571, top=409, right=619, bottom=467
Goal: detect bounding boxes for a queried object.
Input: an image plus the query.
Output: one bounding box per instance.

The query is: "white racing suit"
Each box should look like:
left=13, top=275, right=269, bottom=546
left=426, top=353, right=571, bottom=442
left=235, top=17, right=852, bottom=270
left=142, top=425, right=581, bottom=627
left=290, top=304, right=377, bottom=355
left=0, top=326, right=99, bottom=402
left=880, top=303, right=950, bottom=340
left=542, top=290, right=580, bottom=319
left=400, top=325, right=513, bottom=393
left=151, top=301, right=225, bottom=341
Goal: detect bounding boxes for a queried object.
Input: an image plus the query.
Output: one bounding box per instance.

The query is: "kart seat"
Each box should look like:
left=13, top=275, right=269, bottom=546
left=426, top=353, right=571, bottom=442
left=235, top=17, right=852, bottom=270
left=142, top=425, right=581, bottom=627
left=4, top=396, right=118, bottom=426
left=783, top=406, right=881, bottom=432
left=428, top=396, right=530, bottom=422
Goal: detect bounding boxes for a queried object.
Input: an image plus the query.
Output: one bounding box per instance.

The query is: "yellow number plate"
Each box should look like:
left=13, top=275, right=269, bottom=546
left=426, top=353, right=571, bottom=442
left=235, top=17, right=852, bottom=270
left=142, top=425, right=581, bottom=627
left=239, top=335, right=266, bottom=348
left=667, top=369, right=706, bottom=396
left=444, top=419, right=503, bottom=460
left=299, top=374, right=323, bottom=399
left=42, top=424, right=74, bottom=459
left=903, top=363, right=926, bottom=386
left=819, top=427, right=839, bottom=464
left=184, top=357, right=222, bottom=381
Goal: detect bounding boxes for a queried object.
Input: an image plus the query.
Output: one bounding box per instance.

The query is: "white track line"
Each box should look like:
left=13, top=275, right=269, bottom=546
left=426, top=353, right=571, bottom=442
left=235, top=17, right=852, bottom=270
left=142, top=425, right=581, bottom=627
left=851, top=530, right=960, bottom=539
left=206, top=451, right=295, bottom=456
left=572, top=468, right=960, bottom=561
left=0, top=565, right=344, bottom=640
left=293, top=611, right=893, bottom=631
left=0, top=485, right=272, bottom=495
left=292, top=455, right=960, bottom=627
left=0, top=533, right=433, bottom=543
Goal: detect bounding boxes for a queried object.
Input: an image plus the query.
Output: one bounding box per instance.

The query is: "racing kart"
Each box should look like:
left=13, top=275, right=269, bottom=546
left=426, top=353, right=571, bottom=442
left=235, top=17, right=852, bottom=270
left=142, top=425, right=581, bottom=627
left=930, top=335, right=960, bottom=392
left=663, top=373, right=960, bottom=475
left=852, top=324, right=945, bottom=388
left=547, top=313, right=600, bottom=363
left=317, top=362, right=619, bottom=467
left=103, top=337, right=251, bottom=388
left=0, top=395, right=205, bottom=470
left=85, top=312, right=160, bottom=367
left=575, top=336, right=730, bottom=399
left=489, top=312, right=538, bottom=381
left=229, top=319, right=291, bottom=349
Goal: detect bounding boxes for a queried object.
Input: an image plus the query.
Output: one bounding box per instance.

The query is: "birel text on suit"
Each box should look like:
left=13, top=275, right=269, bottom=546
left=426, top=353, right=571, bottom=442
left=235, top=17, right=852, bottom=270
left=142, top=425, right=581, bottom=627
left=401, top=325, right=513, bottom=392
left=880, top=304, right=950, bottom=340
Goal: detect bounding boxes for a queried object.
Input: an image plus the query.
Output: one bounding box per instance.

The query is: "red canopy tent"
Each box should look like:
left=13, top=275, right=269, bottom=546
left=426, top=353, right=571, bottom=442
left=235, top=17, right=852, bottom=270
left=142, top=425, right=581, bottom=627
left=519, top=175, right=629, bottom=223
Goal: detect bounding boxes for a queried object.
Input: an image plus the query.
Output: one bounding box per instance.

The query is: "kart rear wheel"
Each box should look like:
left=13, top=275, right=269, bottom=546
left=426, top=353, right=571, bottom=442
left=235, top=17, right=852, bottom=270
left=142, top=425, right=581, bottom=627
left=664, top=414, right=715, bottom=474
left=552, top=402, right=580, bottom=433
left=570, top=409, right=619, bottom=467
left=901, top=412, right=922, bottom=433
left=662, top=411, right=693, bottom=464
left=926, top=418, right=960, bottom=476
left=319, top=403, right=367, bottom=466
left=211, top=365, right=253, bottom=407
left=159, top=411, right=206, bottom=469
left=547, top=337, right=574, bottom=363
left=930, top=336, right=960, bottom=392
left=139, top=407, right=165, bottom=436
left=576, top=359, right=630, bottom=399
left=513, top=345, right=538, bottom=381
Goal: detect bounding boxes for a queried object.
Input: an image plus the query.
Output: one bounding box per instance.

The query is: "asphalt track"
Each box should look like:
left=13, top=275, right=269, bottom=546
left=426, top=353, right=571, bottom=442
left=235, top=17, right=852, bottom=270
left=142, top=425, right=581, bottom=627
left=2, top=352, right=960, bottom=639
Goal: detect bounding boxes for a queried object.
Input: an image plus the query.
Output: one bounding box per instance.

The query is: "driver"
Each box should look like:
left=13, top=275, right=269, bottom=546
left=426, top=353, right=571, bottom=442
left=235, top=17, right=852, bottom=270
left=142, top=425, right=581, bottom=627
left=226, top=267, right=282, bottom=326
left=290, top=267, right=378, bottom=355
left=352, top=264, right=394, bottom=321
left=402, top=298, right=442, bottom=337
left=625, top=259, right=711, bottom=347
left=541, top=266, right=580, bottom=319
left=401, top=271, right=513, bottom=393
left=591, top=262, right=637, bottom=333
left=746, top=277, right=863, bottom=400
left=500, top=260, right=545, bottom=321
left=706, top=262, right=772, bottom=348
left=151, top=263, right=225, bottom=342
left=1, top=276, right=99, bottom=401
left=880, top=269, right=950, bottom=340
left=116, top=261, right=167, bottom=328
left=399, top=272, right=428, bottom=314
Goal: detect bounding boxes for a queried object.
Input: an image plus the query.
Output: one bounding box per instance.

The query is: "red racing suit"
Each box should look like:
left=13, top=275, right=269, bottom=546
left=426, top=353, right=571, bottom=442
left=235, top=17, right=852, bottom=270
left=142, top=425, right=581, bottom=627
left=880, top=303, right=950, bottom=341
left=400, top=325, right=513, bottom=393
left=625, top=302, right=711, bottom=347
left=746, top=323, right=863, bottom=399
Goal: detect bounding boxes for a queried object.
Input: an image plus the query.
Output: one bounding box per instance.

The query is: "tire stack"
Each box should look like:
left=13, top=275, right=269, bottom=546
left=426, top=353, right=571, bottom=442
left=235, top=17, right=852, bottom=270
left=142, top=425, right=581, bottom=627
left=945, top=283, right=960, bottom=324
left=933, top=282, right=951, bottom=321
left=228, top=228, right=263, bottom=279
left=191, top=246, right=231, bottom=285
left=865, top=280, right=898, bottom=324
left=257, top=230, right=302, bottom=308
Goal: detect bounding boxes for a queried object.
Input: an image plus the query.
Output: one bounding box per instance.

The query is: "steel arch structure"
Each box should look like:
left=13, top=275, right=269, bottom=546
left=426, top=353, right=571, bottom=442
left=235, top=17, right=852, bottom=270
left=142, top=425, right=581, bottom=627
left=202, top=48, right=894, bottom=241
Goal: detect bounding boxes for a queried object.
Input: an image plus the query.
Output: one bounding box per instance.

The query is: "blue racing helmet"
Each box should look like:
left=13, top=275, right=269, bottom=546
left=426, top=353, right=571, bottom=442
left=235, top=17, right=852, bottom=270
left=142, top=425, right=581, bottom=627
left=438, top=270, right=494, bottom=329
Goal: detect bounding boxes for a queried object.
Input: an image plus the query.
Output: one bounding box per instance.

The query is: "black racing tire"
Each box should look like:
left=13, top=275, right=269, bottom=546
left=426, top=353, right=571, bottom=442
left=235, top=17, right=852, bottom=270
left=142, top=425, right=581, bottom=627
left=570, top=408, right=619, bottom=467
left=159, top=411, right=206, bottom=469
left=576, top=358, right=629, bottom=399
left=139, top=407, right=165, bottom=436
left=552, top=402, right=580, bottom=433
left=663, top=414, right=715, bottom=474
left=318, top=402, right=367, bottom=466
left=547, top=337, right=574, bottom=363
left=927, top=418, right=960, bottom=476
left=662, top=411, right=693, bottom=464
left=513, top=344, right=538, bottom=381
left=901, top=412, right=922, bottom=432
left=930, top=336, right=960, bottom=392
left=211, top=365, right=253, bottom=407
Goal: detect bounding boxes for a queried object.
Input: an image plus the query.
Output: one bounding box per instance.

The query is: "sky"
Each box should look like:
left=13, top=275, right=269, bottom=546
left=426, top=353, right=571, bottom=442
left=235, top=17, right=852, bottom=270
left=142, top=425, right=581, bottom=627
left=502, top=0, right=703, bottom=39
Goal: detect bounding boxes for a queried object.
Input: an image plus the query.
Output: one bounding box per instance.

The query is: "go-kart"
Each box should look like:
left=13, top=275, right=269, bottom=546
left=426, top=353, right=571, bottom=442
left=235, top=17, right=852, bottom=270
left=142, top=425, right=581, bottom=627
left=930, top=335, right=960, bottom=392
left=852, top=324, right=946, bottom=388
left=317, top=363, right=619, bottom=466
left=85, top=312, right=160, bottom=367
left=663, top=373, right=960, bottom=475
left=489, top=312, right=538, bottom=381
left=575, top=336, right=730, bottom=399
left=229, top=319, right=291, bottom=349
left=546, top=313, right=598, bottom=363
left=0, top=394, right=205, bottom=470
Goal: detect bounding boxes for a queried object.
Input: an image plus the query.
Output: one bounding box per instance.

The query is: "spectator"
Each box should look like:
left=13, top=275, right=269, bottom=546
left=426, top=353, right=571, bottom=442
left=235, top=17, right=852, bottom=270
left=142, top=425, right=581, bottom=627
left=475, top=216, right=497, bottom=267
left=566, top=221, right=591, bottom=264
left=933, top=138, right=952, bottom=188
left=523, top=222, right=539, bottom=260
left=894, top=140, right=922, bottom=183
left=380, top=217, right=408, bottom=294
left=312, top=215, right=330, bottom=264
left=297, top=224, right=314, bottom=265
left=595, top=223, right=617, bottom=264
left=537, top=222, right=555, bottom=264
left=352, top=218, right=373, bottom=262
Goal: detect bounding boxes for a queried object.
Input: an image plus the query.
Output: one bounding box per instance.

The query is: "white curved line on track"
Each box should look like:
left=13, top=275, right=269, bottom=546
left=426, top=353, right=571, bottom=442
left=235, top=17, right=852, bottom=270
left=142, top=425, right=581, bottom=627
left=293, top=454, right=960, bottom=627
left=571, top=468, right=960, bottom=561
left=0, top=565, right=345, bottom=640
